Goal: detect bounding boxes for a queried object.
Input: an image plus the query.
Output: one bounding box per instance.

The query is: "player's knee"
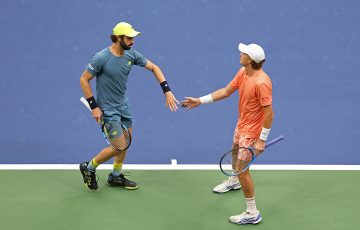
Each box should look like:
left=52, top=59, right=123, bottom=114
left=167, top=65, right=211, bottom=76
left=112, top=149, right=125, bottom=156
left=238, top=170, right=250, bottom=180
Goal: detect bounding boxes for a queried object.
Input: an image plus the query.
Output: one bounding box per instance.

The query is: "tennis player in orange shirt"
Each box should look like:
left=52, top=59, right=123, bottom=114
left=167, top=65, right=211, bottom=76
left=181, top=43, right=274, bottom=225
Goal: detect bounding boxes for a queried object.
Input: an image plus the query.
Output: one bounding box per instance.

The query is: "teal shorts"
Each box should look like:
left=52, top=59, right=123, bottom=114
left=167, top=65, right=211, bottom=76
left=102, top=105, right=133, bottom=131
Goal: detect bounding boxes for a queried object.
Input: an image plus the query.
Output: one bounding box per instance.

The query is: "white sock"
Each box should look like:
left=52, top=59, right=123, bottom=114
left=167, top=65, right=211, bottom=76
left=245, top=197, right=259, bottom=214
left=230, top=175, right=239, bottom=183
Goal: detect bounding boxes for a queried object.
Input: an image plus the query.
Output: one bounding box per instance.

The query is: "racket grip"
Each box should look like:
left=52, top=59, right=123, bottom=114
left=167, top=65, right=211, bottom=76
left=80, top=97, right=92, bottom=111
left=265, top=135, right=284, bottom=148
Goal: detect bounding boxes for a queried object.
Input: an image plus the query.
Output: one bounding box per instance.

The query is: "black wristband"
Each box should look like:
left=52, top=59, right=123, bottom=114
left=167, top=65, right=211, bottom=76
left=86, top=96, right=99, bottom=110
left=160, top=81, right=171, bottom=94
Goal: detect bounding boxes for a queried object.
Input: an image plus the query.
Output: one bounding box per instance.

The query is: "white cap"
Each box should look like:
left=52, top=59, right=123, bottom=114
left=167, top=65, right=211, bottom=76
left=238, top=43, right=265, bottom=63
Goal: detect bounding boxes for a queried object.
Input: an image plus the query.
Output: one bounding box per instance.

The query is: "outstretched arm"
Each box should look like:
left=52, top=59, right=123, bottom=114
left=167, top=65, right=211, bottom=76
left=145, top=60, right=179, bottom=112
left=181, top=82, right=237, bottom=110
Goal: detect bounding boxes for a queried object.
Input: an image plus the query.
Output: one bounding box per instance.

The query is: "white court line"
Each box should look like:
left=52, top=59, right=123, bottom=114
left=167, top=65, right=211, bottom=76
left=0, top=164, right=359, bottom=170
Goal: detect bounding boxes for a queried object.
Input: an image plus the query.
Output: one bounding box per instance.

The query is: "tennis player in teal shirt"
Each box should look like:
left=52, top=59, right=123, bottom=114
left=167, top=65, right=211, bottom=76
left=79, top=22, right=179, bottom=190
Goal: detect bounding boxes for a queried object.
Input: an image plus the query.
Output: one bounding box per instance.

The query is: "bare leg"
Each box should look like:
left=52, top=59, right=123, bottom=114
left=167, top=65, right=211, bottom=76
left=93, top=146, right=121, bottom=164
left=237, top=169, right=254, bottom=198
left=236, top=143, right=259, bottom=215
left=236, top=139, right=256, bottom=198
left=229, top=137, right=260, bottom=223
left=113, top=151, right=127, bottom=164
left=113, top=128, right=132, bottom=164
left=231, top=143, right=238, bottom=171
left=94, top=128, right=132, bottom=164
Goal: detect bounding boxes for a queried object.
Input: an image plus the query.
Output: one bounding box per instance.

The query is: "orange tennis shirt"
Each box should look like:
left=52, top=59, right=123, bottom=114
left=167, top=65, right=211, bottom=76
left=230, top=67, right=272, bottom=138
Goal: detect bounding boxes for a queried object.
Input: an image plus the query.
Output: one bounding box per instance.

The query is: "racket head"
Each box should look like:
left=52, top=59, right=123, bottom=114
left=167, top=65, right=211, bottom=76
left=219, top=147, right=255, bottom=176
left=100, top=118, right=132, bottom=151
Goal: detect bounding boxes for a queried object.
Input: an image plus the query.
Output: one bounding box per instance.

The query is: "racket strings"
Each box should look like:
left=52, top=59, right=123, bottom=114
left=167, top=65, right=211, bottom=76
left=101, top=119, right=131, bottom=151
left=221, top=149, right=237, bottom=175
left=235, top=148, right=253, bottom=172
left=107, top=127, right=131, bottom=151
left=223, top=152, right=233, bottom=164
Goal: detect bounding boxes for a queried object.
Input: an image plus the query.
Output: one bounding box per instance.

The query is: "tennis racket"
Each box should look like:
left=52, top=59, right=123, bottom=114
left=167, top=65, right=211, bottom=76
left=219, top=135, right=284, bottom=176
left=80, top=97, right=132, bottom=151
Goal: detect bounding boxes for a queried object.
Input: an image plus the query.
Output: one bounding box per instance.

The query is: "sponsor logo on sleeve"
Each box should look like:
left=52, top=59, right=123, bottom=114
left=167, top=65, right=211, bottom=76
left=88, top=64, right=95, bottom=71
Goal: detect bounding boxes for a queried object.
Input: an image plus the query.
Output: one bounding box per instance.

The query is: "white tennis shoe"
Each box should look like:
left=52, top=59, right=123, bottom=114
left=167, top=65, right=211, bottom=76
left=229, top=211, right=262, bottom=225
left=212, top=176, right=241, bottom=193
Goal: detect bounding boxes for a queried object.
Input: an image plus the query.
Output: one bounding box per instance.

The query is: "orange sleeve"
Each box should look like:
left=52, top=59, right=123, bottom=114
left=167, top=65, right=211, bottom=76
left=256, top=82, right=272, bottom=106
left=230, top=68, right=245, bottom=89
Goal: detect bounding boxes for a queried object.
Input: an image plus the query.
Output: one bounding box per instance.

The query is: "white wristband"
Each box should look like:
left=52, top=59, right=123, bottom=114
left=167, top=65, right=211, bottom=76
left=199, top=94, right=214, bottom=104
left=259, top=127, right=271, bottom=141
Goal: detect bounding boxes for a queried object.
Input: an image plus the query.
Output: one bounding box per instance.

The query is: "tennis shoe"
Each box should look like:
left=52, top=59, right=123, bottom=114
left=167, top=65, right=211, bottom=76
left=107, top=173, right=138, bottom=190
left=79, top=162, right=98, bottom=190
left=213, top=176, right=241, bottom=193
left=229, top=211, right=262, bottom=225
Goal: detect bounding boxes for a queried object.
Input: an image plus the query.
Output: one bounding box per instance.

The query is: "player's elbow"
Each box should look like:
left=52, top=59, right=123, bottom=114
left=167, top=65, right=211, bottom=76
left=222, top=89, right=231, bottom=98
left=263, top=105, right=274, bottom=121
left=79, top=75, right=87, bottom=86
left=268, top=109, right=274, bottom=121
left=151, top=64, right=160, bottom=73
left=80, top=72, right=91, bottom=86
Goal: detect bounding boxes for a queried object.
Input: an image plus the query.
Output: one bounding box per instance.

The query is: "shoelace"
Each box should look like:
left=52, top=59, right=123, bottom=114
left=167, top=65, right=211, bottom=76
left=117, top=172, right=133, bottom=184
left=241, top=212, right=258, bottom=221
left=109, top=172, right=133, bottom=184
left=112, top=176, right=128, bottom=185
left=223, top=177, right=237, bottom=184
left=237, top=212, right=251, bottom=224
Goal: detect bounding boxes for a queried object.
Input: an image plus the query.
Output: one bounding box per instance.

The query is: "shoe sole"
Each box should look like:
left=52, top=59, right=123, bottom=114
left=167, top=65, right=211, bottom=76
left=230, top=216, right=262, bottom=225
left=107, top=182, right=139, bottom=190
left=79, top=165, right=88, bottom=184
left=125, top=185, right=139, bottom=190
left=252, top=217, right=262, bottom=224
left=213, top=185, right=241, bottom=193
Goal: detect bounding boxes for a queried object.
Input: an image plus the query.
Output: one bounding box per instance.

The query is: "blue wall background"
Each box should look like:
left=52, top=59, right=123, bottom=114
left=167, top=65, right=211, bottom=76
left=1, top=0, right=359, bottom=164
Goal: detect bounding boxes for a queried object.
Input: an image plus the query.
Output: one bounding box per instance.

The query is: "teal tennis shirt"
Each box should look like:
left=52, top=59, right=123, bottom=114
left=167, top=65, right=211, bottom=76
left=86, top=47, right=148, bottom=110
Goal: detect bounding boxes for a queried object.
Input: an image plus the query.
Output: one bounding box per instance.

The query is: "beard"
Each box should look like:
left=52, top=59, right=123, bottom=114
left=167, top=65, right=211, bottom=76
left=119, top=39, right=131, bottom=50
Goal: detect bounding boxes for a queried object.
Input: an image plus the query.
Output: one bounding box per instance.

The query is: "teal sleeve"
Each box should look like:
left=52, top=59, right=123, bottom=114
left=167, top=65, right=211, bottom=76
left=86, top=53, right=104, bottom=75
left=133, top=50, right=148, bottom=67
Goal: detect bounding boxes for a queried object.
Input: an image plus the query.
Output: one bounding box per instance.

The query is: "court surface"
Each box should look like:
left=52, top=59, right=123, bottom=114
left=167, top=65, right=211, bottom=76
left=0, top=170, right=358, bottom=230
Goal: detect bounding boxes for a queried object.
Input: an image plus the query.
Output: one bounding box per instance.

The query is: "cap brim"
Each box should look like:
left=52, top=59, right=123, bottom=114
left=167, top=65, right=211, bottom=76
left=238, top=43, right=249, bottom=54
left=125, top=31, right=141, bottom=37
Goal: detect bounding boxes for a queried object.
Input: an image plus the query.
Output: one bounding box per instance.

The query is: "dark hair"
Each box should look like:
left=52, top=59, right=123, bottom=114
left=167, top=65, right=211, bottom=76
left=110, top=35, right=126, bottom=43
left=110, top=35, right=118, bottom=43
left=250, top=59, right=265, bottom=70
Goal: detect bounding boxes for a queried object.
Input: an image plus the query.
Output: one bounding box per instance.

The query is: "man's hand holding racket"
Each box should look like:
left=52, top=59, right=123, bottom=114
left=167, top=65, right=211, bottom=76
left=91, top=107, right=103, bottom=123
left=254, top=139, right=266, bottom=155
left=220, top=136, right=284, bottom=176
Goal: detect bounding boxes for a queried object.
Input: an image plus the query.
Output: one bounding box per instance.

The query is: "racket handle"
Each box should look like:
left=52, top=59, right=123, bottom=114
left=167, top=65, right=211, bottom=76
left=265, top=135, right=284, bottom=148
left=80, top=97, right=92, bottom=112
